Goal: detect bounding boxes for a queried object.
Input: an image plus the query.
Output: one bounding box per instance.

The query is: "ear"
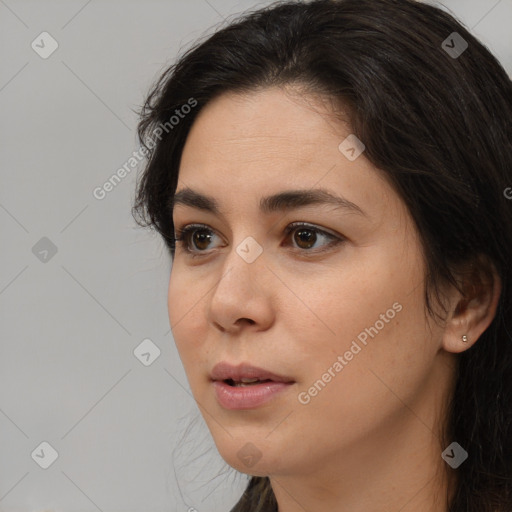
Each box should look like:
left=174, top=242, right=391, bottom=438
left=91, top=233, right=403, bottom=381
left=441, top=255, right=501, bottom=354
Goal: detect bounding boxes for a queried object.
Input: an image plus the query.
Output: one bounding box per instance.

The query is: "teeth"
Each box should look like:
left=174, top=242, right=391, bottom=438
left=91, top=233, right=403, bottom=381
left=225, top=377, right=272, bottom=387
left=233, top=378, right=261, bottom=387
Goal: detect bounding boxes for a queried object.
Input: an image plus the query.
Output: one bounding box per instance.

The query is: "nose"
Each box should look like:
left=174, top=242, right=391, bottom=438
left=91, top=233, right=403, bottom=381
left=207, top=243, right=275, bottom=333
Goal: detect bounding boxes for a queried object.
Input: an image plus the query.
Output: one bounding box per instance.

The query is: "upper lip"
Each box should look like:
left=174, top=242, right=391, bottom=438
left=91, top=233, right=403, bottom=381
left=210, top=362, right=295, bottom=383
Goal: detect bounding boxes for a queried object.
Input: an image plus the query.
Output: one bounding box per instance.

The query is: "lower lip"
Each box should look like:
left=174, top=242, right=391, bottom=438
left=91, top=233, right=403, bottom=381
left=212, top=380, right=294, bottom=410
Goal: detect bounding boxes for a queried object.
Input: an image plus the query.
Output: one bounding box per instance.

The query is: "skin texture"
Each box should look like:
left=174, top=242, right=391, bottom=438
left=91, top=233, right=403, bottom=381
left=168, top=86, right=501, bottom=512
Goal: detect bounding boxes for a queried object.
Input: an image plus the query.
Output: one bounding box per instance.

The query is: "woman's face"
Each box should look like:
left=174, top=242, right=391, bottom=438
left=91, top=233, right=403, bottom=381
left=168, top=86, right=452, bottom=479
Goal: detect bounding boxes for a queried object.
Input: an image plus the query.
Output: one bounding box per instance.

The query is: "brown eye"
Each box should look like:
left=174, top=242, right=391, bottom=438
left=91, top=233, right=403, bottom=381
left=293, top=228, right=317, bottom=249
left=174, top=224, right=221, bottom=254
left=191, top=229, right=213, bottom=251
left=285, top=223, right=340, bottom=252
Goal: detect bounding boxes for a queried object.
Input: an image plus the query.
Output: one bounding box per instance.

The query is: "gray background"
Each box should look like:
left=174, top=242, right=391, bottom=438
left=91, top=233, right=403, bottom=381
left=1, top=1, right=511, bottom=511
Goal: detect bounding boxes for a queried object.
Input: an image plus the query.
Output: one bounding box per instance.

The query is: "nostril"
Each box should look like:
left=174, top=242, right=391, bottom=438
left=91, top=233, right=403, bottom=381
left=237, top=318, right=255, bottom=325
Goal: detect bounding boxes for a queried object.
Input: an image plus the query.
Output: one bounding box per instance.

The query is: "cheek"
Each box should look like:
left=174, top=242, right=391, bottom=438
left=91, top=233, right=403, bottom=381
left=291, top=239, right=432, bottom=391
left=167, top=266, right=181, bottom=325
left=167, top=264, right=207, bottom=353
left=167, top=266, right=218, bottom=400
left=282, top=277, right=433, bottom=455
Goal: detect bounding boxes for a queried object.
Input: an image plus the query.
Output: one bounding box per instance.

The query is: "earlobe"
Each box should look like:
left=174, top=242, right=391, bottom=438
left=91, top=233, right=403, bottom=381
left=441, top=257, right=502, bottom=354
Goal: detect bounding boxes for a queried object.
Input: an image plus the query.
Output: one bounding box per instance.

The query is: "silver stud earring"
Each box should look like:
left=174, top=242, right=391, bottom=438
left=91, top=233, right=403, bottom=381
left=462, top=334, right=468, bottom=343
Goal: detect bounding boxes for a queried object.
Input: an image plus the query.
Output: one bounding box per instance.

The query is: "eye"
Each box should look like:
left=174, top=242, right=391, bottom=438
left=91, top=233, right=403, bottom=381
left=174, top=223, right=224, bottom=256
left=283, top=222, right=342, bottom=252
left=173, top=222, right=343, bottom=257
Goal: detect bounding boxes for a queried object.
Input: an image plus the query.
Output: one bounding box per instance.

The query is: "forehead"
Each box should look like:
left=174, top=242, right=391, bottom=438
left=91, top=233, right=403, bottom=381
left=177, top=87, right=400, bottom=222
left=182, top=87, right=346, bottom=160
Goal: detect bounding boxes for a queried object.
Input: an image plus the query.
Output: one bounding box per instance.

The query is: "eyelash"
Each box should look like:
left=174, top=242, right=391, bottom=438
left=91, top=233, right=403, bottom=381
left=173, top=222, right=344, bottom=258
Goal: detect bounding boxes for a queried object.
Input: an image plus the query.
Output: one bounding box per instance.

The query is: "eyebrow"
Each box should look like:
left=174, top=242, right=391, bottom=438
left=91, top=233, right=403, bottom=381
left=171, top=187, right=366, bottom=217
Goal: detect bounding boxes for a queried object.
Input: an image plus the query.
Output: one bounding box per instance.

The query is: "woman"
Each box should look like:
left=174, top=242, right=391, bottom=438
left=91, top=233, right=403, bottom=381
left=132, top=0, right=512, bottom=510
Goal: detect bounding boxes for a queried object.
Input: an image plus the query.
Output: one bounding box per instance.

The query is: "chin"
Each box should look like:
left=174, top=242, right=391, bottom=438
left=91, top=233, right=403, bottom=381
left=212, top=434, right=289, bottom=477
left=222, top=452, right=277, bottom=477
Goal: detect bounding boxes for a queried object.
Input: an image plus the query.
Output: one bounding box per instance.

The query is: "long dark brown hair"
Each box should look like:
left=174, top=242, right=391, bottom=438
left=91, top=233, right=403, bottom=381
left=132, top=1, right=512, bottom=510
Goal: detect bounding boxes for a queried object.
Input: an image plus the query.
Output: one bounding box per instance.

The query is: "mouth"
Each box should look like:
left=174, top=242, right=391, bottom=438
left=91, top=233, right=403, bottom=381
left=210, top=362, right=296, bottom=410
left=210, top=361, right=295, bottom=385
left=223, top=377, right=274, bottom=387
